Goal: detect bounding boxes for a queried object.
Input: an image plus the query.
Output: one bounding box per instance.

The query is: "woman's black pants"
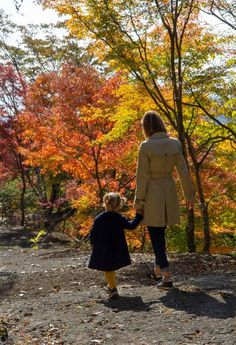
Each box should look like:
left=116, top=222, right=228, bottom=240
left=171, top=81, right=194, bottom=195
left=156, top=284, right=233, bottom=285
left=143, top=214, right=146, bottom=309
left=147, top=226, right=169, bottom=270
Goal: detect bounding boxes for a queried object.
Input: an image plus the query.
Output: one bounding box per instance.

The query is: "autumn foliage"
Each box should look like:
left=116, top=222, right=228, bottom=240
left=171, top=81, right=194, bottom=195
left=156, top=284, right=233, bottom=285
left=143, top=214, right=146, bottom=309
left=0, top=1, right=235, bottom=253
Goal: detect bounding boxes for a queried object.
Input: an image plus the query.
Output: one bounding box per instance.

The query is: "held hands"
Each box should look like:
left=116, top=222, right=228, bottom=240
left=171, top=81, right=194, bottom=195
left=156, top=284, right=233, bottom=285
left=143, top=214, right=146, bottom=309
left=135, top=207, right=144, bottom=216
left=137, top=210, right=144, bottom=216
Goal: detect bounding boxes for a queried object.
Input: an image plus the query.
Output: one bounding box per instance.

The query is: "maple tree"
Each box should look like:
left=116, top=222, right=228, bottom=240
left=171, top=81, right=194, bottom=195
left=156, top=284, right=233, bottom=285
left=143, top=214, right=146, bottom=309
left=18, top=64, right=123, bottom=230
left=0, top=63, right=28, bottom=225
left=0, top=63, right=75, bottom=230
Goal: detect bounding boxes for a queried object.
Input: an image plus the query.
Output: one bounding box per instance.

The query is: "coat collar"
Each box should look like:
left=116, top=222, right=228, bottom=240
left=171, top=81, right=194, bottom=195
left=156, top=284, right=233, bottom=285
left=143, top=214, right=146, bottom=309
left=149, top=132, right=169, bottom=139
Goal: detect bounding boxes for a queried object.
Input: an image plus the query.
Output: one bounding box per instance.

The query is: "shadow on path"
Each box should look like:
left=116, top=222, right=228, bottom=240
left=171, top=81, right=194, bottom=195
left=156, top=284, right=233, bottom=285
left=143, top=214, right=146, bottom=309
left=99, top=287, right=236, bottom=319
left=0, top=226, right=70, bottom=248
left=99, top=295, right=152, bottom=312
left=159, top=287, right=236, bottom=319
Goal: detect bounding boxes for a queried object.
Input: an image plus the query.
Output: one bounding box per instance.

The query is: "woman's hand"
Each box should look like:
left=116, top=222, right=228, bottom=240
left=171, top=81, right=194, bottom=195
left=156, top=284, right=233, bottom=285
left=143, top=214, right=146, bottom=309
left=186, top=200, right=194, bottom=209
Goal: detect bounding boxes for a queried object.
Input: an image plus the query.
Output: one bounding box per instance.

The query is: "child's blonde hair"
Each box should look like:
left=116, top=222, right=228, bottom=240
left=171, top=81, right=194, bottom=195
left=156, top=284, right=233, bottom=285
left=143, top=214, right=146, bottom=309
left=103, top=192, right=126, bottom=211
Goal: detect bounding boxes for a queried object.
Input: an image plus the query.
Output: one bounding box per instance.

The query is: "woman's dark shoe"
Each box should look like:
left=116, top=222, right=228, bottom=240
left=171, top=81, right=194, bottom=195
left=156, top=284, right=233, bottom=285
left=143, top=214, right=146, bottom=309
left=107, top=287, right=119, bottom=299
left=156, top=279, right=173, bottom=289
left=146, top=270, right=162, bottom=283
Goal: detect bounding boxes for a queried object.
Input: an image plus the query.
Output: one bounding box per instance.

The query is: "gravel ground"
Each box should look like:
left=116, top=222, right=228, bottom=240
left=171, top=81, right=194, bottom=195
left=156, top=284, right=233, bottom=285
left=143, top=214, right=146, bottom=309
left=0, top=226, right=235, bottom=345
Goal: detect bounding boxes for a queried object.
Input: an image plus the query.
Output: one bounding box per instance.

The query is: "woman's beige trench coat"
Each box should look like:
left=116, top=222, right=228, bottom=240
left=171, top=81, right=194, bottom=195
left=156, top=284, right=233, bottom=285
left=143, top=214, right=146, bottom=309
left=134, top=132, right=194, bottom=227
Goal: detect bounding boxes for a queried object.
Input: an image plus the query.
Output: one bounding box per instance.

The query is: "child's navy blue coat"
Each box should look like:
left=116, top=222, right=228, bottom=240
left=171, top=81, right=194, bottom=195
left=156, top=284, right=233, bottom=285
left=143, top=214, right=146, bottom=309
left=88, top=211, right=143, bottom=271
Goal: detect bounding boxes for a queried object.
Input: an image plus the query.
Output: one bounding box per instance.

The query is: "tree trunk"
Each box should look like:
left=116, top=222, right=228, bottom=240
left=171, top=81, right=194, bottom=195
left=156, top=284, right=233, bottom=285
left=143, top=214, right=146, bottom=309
left=177, top=130, right=196, bottom=252
left=19, top=155, right=26, bottom=226
left=186, top=136, right=211, bottom=253
left=186, top=208, right=196, bottom=252
left=44, top=207, right=76, bottom=233
left=20, top=184, right=26, bottom=226
left=199, top=193, right=211, bottom=253
left=170, top=21, right=195, bottom=253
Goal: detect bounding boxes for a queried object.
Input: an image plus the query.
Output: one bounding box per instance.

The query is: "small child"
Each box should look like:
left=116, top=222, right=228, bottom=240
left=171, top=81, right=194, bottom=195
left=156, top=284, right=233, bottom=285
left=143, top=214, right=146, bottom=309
left=88, top=192, right=143, bottom=299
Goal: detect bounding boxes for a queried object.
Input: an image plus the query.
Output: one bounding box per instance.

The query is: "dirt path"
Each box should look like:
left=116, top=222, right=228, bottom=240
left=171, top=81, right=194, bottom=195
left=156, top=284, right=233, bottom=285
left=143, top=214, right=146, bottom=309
left=0, top=226, right=235, bottom=345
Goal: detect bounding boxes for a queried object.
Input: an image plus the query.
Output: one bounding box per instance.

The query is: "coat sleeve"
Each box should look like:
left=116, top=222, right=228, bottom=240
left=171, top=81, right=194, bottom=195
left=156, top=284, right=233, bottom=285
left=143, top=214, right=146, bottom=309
left=121, top=213, right=143, bottom=230
left=88, top=218, right=100, bottom=245
left=134, top=142, right=150, bottom=210
left=175, top=141, right=195, bottom=202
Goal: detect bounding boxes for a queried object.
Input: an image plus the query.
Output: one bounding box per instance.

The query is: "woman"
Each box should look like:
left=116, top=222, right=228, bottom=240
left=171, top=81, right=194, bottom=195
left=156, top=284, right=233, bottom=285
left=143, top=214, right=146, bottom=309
left=134, top=111, right=194, bottom=288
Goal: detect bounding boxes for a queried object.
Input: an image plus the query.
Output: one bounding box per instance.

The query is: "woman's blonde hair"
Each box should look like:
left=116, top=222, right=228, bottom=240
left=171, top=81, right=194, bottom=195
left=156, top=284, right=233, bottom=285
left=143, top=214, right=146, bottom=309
left=141, top=111, right=167, bottom=138
left=103, top=192, right=126, bottom=211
